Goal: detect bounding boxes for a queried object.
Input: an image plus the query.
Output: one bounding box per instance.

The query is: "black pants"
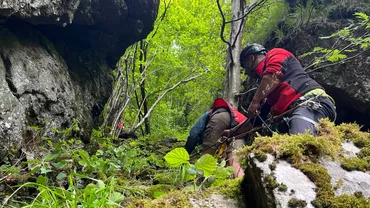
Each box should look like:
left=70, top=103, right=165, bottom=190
left=281, top=96, right=336, bottom=135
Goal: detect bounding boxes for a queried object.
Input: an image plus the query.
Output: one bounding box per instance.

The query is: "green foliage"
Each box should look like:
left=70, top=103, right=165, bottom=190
left=163, top=147, right=189, bottom=168
left=301, top=12, right=370, bottom=71
left=5, top=176, right=125, bottom=207
left=194, top=154, right=217, bottom=177
left=115, top=0, right=229, bottom=141
left=285, top=0, right=323, bottom=31
left=243, top=0, right=290, bottom=44
left=278, top=183, right=288, bottom=192
left=0, top=126, right=162, bottom=207
left=163, top=148, right=233, bottom=190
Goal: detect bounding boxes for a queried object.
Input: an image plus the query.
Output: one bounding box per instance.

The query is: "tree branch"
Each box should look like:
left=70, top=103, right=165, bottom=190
left=216, top=0, right=232, bottom=48
left=151, top=0, right=172, bottom=38
left=131, top=74, right=201, bottom=132
left=306, top=47, right=370, bottom=74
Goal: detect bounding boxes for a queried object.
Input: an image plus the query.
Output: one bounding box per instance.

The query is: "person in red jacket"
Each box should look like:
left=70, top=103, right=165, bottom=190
left=184, top=98, right=248, bottom=177
left=239, top=43, right=336, bottom=135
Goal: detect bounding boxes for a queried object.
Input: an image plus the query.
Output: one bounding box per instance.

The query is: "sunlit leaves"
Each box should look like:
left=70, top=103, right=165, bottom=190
left=327, top=50, right=347, bottom=62
left=303, top=12, right=370, bottom=71
left=164, top=147, right=189, bottom=168
left=195, top=154, right=217, bottom=177
left=354, top=12, right=369, bottom=23
left=121, top=0, right=227, bottom=139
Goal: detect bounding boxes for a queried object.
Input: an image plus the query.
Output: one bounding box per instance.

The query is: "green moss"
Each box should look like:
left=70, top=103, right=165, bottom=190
left=264, top=173, right=279, bottom=189
left=209, top=178, right=243, bottom=199
left=146, top=184, right=175, bottom=199
left=354, top=191, right=364, bottom=198
left=153, top=171, right=178, bottom=185
left=278, top=183, right=288, bottom=192
left=341, top=157, right=370, bottom=171
left=295, top=163, right=334, bottom=207
left=330, top=194, right=370, bottom=208
left=337, top=123, right=370, bottom=148
left=127, top=190, right=193, bottom=208
left=288, top=198, right=307, bottom=208
left=269, top=162, right=277, bottom=171
left=237, top=120, right=343, bottom=165
left=254, top=150, right=267, bottom=162
left=357, top=147, right=370, bottom=158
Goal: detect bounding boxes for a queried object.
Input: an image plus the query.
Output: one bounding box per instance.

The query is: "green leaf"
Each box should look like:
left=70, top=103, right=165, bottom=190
left=182, top=163, right=196, bottom=181
left=164, top=148, right=189, bottom=168
left=77, top=150, right=90, bottom=166
left=40, top=167, right=52, bottom=174
left=84, top=183, right=97, bottom=194
left=52, top=160, right=68, bottom=170
left=56, top=172, right=67, bottom=180
left=354, top=12, right=369, bottom=22
left=219, top=159, right=226, bottom=167
left=187, top=168, right=197, bottom=175
left=226, top=166, right=235, bottom=174
left=29, top=166, right=40, bottom=175
left=207, top=175, right=216, bottom=184
left=195, top=154, right=217, bottom=177
left=213, top=166, right=232, bottom=179
left=109, top=191, right=125, bottom=203
left=36, top=175, right=48, bottom=185
left=327, top=50, right=347, bottom=62
left=44, top=151, right=61, bottom=162
left=96, top=180, right=105, bottom=189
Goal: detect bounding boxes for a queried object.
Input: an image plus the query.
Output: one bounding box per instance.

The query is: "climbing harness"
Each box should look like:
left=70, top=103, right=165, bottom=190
left=191, top=92, right=329, bottom=159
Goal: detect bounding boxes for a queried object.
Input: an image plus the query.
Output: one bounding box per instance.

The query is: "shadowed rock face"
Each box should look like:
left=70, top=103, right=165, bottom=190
left=0, top=0, right=159, bottom=157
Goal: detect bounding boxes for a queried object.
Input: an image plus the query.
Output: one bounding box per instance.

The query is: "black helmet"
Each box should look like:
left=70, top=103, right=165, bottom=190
left=240, top=43, right=267, bottom=68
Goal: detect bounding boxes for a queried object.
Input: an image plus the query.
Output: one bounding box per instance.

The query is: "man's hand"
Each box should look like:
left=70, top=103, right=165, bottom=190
left=247, top=102, right=260, bottom=118
left=221, top=129, right=230, bottom=137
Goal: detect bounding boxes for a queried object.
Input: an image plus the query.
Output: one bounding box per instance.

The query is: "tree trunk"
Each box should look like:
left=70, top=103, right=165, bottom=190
left=139, top=41, right=151, bottom=135
left=224, top=0, right=245, bottom=108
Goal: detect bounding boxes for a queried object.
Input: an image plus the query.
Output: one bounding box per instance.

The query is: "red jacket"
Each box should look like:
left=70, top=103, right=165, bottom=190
left=255, top=48, right=323, bottom=115
left=209, top=98, right=247, bottom=127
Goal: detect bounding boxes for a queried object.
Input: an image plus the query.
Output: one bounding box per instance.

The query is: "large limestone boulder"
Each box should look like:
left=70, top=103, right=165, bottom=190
left=0, top=0, right=159, bottom=157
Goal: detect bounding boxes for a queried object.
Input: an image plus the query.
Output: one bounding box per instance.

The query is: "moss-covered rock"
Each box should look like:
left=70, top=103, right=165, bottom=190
left=237, top=119, right=370, bottom=207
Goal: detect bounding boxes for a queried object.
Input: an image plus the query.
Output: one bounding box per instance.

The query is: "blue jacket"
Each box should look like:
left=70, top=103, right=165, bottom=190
left=184, top=112, right=210, bottom=154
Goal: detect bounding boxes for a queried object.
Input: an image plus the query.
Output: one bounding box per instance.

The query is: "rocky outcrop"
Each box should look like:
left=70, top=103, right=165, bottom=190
left=239, top=121, right=370, bottom=207
left=243, top=145, right=370, bottom=207
left=0, top=0, right=159, bottom=158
